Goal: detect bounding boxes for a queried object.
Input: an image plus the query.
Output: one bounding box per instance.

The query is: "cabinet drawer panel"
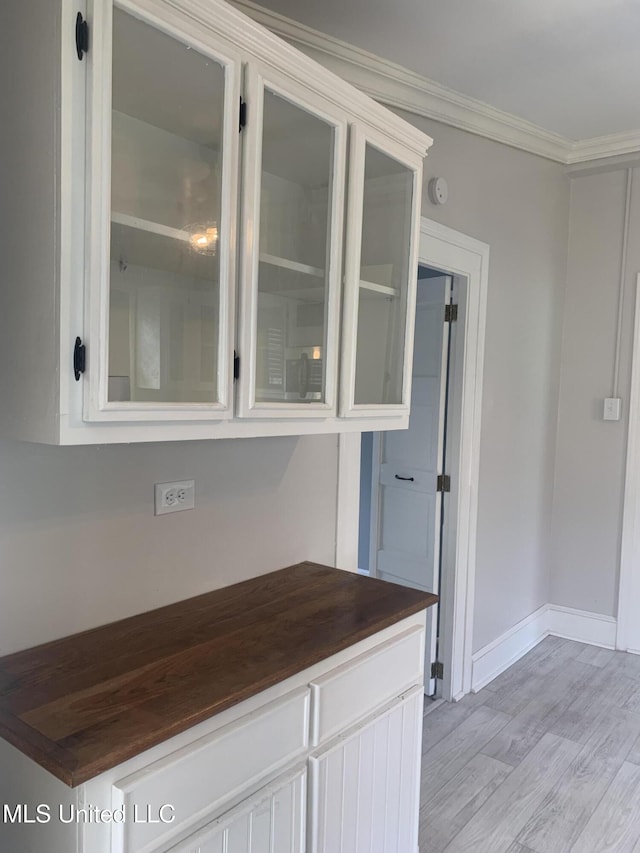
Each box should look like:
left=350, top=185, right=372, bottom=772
left=309, top=626, right=424, bottom=746
left=111, top=689, right=309, bottom=853
left=167, top=766, right=306, bottom=853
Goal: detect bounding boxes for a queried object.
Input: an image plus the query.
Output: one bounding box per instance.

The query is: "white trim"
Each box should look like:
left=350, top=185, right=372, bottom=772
left=548, top=605, right=616, bottom=649
left=471, top=604, right=618, bottom=692
left=335, top=217, right=489, bottom=703
left=335, top=432, right=361, bottom=571
left=618, top=274, right=640, bottom=653
left=471, top=605, right=549, bottom=694
left=231, top=0, right=640, bottom=165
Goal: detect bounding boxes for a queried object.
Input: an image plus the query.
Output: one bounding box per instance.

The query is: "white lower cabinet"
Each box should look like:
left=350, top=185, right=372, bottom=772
left=167, top=767, right=306, bottom=853
left=0, top=613, right=426, bottom=853
left=309, top=688, right=423, bottom=853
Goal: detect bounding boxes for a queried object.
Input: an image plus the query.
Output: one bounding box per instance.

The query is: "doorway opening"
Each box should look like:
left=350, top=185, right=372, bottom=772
left=358, top=266, right=461, bottom=698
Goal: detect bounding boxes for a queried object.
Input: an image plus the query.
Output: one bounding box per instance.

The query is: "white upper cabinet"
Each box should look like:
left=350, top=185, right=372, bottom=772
left=0, top=0, right=432, bottom=444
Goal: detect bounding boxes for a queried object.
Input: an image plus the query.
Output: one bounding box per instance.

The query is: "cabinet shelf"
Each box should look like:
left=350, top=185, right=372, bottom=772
left=258, top=254, right=327, bottom=302
left=110, top=213, right=217, bottom=283
left=111, top=211, right=192, bottom=243
left=259, top=252, right=324, bottom=278
left=359, top=279, right=398, bottom=298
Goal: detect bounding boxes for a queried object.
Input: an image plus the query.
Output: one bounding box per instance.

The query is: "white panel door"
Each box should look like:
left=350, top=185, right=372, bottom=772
left=167, top=767, right=306, bottom=853
left=374, top=275, right=450, bottom=695
left=309, top=687, right=423, bottom=853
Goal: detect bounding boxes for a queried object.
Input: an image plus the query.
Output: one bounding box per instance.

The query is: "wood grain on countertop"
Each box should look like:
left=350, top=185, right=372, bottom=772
left=0, top=562, right=436, bottom=786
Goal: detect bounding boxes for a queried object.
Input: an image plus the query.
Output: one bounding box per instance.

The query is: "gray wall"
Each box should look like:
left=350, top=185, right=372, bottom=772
left=0, top=435, right=338, bottom=655
left=397, top=116, right=570, bottom=651
left=551, top=167, right=640, bottom=616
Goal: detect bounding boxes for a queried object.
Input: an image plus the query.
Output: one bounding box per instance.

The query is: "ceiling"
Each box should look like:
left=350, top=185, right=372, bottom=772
left=245, top=0, right=640, bottom=143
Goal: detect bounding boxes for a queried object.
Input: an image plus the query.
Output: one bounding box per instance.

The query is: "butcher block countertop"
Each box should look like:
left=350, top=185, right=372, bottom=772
left=0, top=562, right=437, bottom=787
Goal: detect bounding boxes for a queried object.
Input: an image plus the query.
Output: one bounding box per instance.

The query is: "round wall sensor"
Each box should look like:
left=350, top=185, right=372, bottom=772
left=428, top=177, right=448, bottom=205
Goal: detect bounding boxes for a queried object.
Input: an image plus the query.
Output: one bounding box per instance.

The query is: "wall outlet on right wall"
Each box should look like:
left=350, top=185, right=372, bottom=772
left=604, top=398, right=622, bottom=421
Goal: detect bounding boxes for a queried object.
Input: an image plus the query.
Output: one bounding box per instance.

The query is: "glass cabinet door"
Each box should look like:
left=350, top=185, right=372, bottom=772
left=85, top=2, right=241, bottom=421
left=340, top=129, right=422, bottom=417
left=237, top=67, right=346, bottom=418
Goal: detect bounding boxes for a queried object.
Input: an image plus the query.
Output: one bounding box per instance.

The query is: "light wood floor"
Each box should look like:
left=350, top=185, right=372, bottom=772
left=420, top=636, right=640, bottom=853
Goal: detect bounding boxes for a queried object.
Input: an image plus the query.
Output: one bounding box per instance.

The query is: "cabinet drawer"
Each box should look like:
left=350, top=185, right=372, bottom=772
left=111, top=688, right=310, bottom=853
left=309, top=626, right=424, bottom=746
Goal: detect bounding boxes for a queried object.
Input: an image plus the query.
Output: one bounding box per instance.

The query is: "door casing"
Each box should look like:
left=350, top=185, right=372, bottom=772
left=334, top=217, right=490, bottom=702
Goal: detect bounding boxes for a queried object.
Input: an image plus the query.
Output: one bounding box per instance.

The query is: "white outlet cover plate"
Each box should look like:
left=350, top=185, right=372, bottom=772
left=155, top=480, right=196, bottom=516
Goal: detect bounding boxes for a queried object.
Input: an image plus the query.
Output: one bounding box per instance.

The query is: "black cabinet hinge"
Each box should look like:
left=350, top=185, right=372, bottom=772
left=437, top=474, right=451, bottom=493
left=75, top=12, right=89, bottom=60
left=73, top=337, right=86, bottom=381
left=444, top=304, right=458, bottom=323
left=431, top=661, right=444, bottom=680
left=239, top=98, right=247, bottom=131
left=233, top=351, right=240, bottom=381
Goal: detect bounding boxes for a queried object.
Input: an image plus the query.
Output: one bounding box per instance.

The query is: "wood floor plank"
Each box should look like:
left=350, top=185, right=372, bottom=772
left=441, top=733, right=581, bottom=853
left=421, top=705, right=512, bottom=805
left=419, top=753, right=512, bottom=853
left=422, top=691, right=490, bottom=753
left=481, top=661, right=593, bottom=767
left=575, top=645, right=617, bottom=668
left=484, top=637, right=567, bottom=693
left=550, top=665, right=639, bottom=745
left=570, top=761, right=640, bottom=853
left=628, top=732, right=640, bottom=767
left=518, top=708, right=640, bottom=853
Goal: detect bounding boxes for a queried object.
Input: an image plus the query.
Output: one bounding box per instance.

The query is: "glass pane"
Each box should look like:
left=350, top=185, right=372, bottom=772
left=108, top=8, right=224, bottom=404
left=354, top=145, right=414, bottom=406
left=255, top=89, right=334, bottom=405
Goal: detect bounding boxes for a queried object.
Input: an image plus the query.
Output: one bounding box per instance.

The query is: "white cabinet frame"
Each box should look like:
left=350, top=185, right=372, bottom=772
left=84, top=0, right=242, bottom=422
left=339, top=126, right=423, bottom=419
left=236, top=64, right=346, bottom=419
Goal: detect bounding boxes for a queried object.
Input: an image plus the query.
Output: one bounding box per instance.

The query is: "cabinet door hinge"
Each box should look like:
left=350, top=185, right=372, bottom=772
left=444, top=303, right=458, bottom=323
left=239, top=98, right=247, bottom=131
left=437, top=474, right=451, bottom=493
left=73, top=337, right=86, bottom=381
left=75, top=12, right=89, bottom=60
left=431, top=661, right=444, bottom=680
left=233, top=351, right=240, bottom=381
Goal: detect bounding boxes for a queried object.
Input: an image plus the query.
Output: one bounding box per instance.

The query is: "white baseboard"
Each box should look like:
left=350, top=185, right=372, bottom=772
left=471, top=605, right=549, bottom=693
left=547, top=604, right=617, bottom=649
left=471, top=604, right=618, bottom=692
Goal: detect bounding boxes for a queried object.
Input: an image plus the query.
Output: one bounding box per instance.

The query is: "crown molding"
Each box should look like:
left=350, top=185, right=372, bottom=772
left=567, top=130, right=640, bottom=165
left=232, top=0, right=640, bottom=167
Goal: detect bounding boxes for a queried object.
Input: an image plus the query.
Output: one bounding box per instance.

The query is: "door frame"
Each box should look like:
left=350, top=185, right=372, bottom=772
left=335, top=217, right=489, bottom=701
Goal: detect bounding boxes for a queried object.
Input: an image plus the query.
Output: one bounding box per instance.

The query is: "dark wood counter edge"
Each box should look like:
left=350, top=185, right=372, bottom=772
left=0, top=563, right=437, bottom=787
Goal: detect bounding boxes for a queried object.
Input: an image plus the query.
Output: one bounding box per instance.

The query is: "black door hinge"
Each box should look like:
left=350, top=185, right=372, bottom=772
left=233, top=350, right=240, bottom=381
left=431, top=661, right=444, bottom=680
left=444, top=304, right=458, bottom=323
left=75, top=12, right=89, bottom=60
left=73, top=337, right=86, bottom=380
left=437, top=474, right=451, bottom=493
left=239, top=98, right=247, bottom=131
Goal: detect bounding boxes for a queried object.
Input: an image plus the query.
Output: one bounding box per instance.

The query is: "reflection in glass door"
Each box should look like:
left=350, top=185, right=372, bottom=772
left=238, top=71, right=346, bottom=417
left=341, top=132, right=420, bottom=417
left=109, top=8, right=224, bottom=405
left=86, top=4, right=240, bottom=420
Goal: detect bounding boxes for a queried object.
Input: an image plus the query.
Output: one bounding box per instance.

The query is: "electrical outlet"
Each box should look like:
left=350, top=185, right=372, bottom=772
left=155, top=480, right=195, bottom=516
